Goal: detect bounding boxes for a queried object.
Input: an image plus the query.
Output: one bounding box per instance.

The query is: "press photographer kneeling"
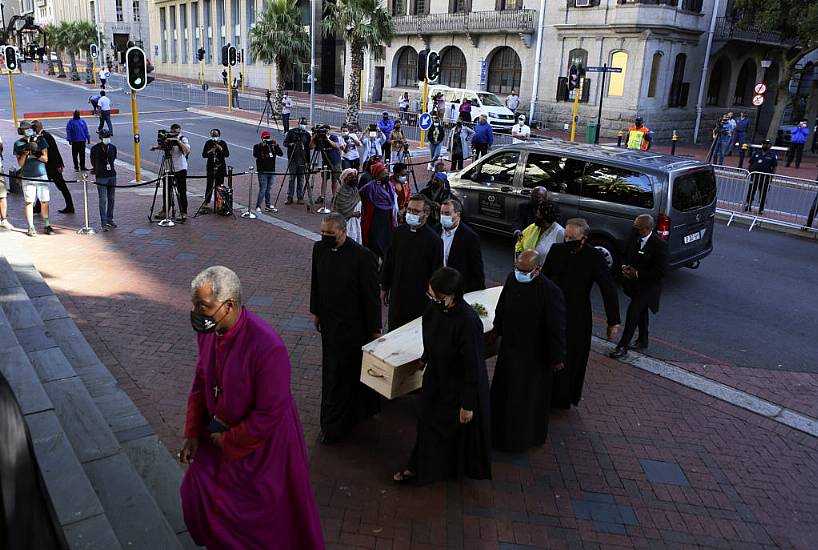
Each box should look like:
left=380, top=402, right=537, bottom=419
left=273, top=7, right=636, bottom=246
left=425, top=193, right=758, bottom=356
left=151, top=123, right=191, bottom=223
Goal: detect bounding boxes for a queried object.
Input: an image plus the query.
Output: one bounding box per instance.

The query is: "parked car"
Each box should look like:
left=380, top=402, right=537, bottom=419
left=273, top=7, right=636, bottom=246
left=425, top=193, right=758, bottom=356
left=449, top=140, right=717, bottom=270
left=424, top=85, right=516, bottom=130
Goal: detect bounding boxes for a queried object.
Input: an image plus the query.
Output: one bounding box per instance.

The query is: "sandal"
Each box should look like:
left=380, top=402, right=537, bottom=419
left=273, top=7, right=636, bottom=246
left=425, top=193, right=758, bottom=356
left=392, top=469, right=416, bottom=484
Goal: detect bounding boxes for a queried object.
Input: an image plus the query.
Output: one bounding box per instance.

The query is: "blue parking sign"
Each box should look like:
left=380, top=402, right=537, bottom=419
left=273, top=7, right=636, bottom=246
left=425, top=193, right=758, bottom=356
left=419, top=113, right=432, bottom=131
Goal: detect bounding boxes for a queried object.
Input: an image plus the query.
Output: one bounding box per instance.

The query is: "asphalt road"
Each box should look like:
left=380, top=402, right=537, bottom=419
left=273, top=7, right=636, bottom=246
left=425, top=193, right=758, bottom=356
left=3, top=72, right=818, bottom=373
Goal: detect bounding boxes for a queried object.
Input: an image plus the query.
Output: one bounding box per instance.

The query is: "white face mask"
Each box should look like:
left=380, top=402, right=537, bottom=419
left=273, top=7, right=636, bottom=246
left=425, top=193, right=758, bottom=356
left=299, top=124, right=307, bottom=130
left=369, top=132, right=377, bottom=139
left=102, top=138, right=111, bottom=145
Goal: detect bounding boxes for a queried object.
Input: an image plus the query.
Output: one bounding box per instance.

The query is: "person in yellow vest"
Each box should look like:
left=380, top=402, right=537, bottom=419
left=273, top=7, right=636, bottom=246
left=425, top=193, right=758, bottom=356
left=626, top=117, right=652, bottom=151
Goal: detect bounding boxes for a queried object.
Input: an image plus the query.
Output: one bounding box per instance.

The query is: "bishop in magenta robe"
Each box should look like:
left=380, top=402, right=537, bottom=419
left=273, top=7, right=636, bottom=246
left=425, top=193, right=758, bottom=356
left=180, top=306, right=325, bottom=549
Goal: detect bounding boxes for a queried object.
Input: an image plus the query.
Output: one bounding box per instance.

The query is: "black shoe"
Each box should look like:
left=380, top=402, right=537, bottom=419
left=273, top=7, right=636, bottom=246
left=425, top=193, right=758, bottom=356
left=59, top=208, right=75, bottom=214
left=609, top=347, right=628, bottom=359
left=105, top=222, right=117, bottom=229
left=632, top=341, right=649, bottom=351
left=44, top=225, right=55, bottom=235
left=318, top=432, right=339, bottom=445
left=74, top=166, right=79, bottom=171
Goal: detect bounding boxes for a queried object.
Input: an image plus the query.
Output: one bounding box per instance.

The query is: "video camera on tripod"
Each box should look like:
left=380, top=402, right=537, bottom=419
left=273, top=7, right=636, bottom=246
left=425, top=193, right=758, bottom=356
left=155, top=128, right=182, bottom=152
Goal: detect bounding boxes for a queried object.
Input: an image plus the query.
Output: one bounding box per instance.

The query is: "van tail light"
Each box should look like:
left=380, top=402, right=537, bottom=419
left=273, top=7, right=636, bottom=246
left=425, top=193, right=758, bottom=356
left=657, top=214, right=671, bottom=240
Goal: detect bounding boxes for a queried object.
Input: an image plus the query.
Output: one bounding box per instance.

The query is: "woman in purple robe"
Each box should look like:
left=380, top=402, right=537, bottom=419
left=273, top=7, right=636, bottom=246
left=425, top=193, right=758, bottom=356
left=359, top=161, right=397, bottom=260
left=180, top=266, right=325, bottom=550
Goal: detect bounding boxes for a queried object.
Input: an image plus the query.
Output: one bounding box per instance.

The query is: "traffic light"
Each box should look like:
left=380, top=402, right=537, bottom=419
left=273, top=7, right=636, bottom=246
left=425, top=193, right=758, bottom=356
left=426, top=50, right=441, bottom=83
left=228, top=46, right=237, bottom=66
left=417, top=49, right=428, bottom=81
left=4, top=46, right=18, bottom=72
left=197, top=47, right=205, bottom=61
left=568, top=64, right=579, bottom=91
left=126, top=46, right=148, bottom=91
left=90, top=43, right=98, bottom=59
left=221, top=45, right=229, bottom=67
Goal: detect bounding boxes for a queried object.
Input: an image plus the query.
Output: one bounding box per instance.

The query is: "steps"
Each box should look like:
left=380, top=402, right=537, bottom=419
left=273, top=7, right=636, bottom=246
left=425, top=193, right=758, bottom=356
left=0, top=239, right=196, bottom=550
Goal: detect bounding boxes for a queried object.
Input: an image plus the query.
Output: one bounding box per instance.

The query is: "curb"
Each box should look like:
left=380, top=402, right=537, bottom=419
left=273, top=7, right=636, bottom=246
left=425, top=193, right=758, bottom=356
left=715, top=211, right=818, bottom=241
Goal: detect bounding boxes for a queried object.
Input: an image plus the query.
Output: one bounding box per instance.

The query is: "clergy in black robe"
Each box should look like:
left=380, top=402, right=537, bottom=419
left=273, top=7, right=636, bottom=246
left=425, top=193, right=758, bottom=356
left=491, top=249, right=566, bottom=453
left=542, top=219, right=621, bottom=409
left=310, top=213, right=382, bottom=443
left=382, top=194, right=443, bottom=330
left=394, top=267, right=492, bottom=484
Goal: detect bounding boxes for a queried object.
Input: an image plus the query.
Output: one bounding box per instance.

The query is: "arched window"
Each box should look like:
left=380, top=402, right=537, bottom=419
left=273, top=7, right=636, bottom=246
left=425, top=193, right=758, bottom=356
left=487, top=47, right=521, bottom=95
left=733, top=59, right=756, bottom=106
left=607, top=51, right=628, bottom=97
left=647, top=52, right=662, bottom=97
left=395, top=47, right=418, bottom=88
left=440, top=47, right=466, bottom=88
left=568, top=48, right=588, bottom=72
left=669, top=53, right=688, bottom=107
left=707, top=57, right=731, bottom=106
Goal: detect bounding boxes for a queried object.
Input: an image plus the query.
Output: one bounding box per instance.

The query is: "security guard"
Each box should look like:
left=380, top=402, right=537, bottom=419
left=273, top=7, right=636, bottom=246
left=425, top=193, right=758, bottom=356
left=626, top=117, right=652, bottom=151
left=744, top=139, right=777, bottom=214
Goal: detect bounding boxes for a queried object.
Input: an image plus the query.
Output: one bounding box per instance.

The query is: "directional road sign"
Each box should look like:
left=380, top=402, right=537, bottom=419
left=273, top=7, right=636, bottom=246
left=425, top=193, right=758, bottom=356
left=754, top=82, right=767, bottom=95
left=752, top=94, right=765, bottom=107
left=585, top=66, right=622, bottom=73
left=419, top=112, right=432, bottom=131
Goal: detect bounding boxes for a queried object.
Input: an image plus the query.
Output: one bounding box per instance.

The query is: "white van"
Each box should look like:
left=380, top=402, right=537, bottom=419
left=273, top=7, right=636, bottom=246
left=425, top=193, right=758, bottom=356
left=424, top=85, right=516, bottom=130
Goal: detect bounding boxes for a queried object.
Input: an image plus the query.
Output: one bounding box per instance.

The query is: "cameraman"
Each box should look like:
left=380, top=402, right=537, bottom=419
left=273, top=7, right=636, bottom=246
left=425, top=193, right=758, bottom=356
left=253, top=130, right=283, bottom=212
left=389, top=119, right=408, bottom=164
left=310, top=124, right=343, bottom=206
left=361, top=124, right=385, bottom=166
left=283, top=117, right=311, bottom=205
left=151, top=123, right=191, bottom=222
left=340, top=124, right=361, bottom=169
left=200, top=128, right=230, bottom=213
left=13, top=120, right=52, bottom=236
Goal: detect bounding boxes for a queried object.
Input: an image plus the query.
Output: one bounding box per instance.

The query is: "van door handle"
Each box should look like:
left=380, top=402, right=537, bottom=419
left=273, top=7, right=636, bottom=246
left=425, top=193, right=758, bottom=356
left=501, top=186, right=513, bottom=192
left=520, top=189, right=531, bottom=195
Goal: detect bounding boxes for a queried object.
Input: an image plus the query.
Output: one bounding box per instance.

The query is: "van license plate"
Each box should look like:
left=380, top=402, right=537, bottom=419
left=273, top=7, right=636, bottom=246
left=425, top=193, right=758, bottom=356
left=684, top=231, right=701, bottom=244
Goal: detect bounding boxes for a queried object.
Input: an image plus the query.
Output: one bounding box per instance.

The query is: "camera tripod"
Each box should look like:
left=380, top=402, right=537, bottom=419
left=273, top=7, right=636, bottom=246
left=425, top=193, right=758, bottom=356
left=149, top=149, right=180, bottom=226
left=311, top=138, right=342, bottom=215
left=257, top=90, right=282, bottom=133
left=400, top=143, right=421, bottom=193
left=270, top=133, right=316, bottom=212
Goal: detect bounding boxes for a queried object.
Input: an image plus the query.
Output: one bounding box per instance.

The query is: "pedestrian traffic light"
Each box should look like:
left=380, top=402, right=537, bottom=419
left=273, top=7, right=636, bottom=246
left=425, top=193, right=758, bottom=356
left=197, top=47, right=205, bottom=61
left=126, top=46, right=148, bottom=91
left=90, top=44, right=98, bottom=58
left=427, top=50, right=441, bottom=83
left=221, top=45, right=229, bottom=67
left=568, top=64, right=579, bottom=91
left=417, top=49, right=428, bottom=81
left=228, top=46, right=237, bottom=67
left=4, top=46, right=18, bottom=72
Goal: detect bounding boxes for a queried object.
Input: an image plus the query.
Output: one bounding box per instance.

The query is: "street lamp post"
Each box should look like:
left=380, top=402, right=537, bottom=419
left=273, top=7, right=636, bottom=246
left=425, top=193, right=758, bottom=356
left=309, top=0, right=316, bottom=126
left=751, top=58, right=773, bottom=144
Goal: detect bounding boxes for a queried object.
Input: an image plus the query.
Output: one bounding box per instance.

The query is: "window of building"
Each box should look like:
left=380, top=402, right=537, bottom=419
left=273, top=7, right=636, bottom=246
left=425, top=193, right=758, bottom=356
left=523, top=154, right=584, bottom=194
left=217, top=0, right=225, bottom=51
left=90, top=0, right=96, bottom=23
left=192, top=1, right=199, bottom=64
left=204, top=0, right=212, bottom=63
left=607, top=51, right=628, bottom=97
left=170, top=6, right=178, bottom=63
left=395, top=47, right=417, bottom=88
left=733, top=59, right=755, bottom=106
left=495, top=0, right=521, bottom=10
left=580, top=164, right=654, bottom=208
left=450, top=0, right=469, bottom=13
left=133, top=0, right=141, bottom=21
left=246, top=0, right=255, bottom=64
left=706, top=57, right=730, bottom=106
left=411, top=0, right=427, bottom=15
left=160, top=7, right=167, bottom=63
left=116, top=0, right=124, bottom=21
left=647, top=51, right=662, bottom=97
left=669, top=53, right=688, bottom=107
left=440, top=47, right=466, bottom=89
left=568, top=48, right=587, bottom=71
left=392, top=0, right=405, bottom=15
left=487, top=47, right=521, bottom=95
left=181, top=4, right=188, bottom=63
left=231, top=0, right=240, bottom=54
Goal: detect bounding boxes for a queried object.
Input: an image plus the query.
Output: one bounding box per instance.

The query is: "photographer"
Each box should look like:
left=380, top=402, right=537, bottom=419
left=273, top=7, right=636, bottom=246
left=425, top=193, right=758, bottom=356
left=389, top=120, right=409, bottom=164
left=13, top=120, right=52, bottom=236
left=310, top=124, right=343, bottom=207
left=361, top=124, right=386, bottom=166
left=151, top=123, right=191, bottom=222
left=200, top=128, right=230, bottom=213
left=340, top=124, right=362, bottom=170
left=378, top=112, right=395, bottom=166
left=90, top=129, right=118, bottom=229
left=283, top=117, right=311, bottom=205
left=253, top=130, right=283, bottom=212
left=711, top=116, right=731, bottom=166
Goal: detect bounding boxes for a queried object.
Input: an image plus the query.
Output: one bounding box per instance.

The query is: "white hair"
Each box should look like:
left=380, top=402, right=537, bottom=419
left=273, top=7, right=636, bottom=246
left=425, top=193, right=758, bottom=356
left=191, top=266, right=242, bottom=306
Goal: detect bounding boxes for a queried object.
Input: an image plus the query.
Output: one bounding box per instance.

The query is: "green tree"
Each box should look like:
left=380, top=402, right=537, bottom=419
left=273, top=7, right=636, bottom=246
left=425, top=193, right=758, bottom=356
left=249, top=0, right=310, bottom=115
left=733, top=0, right=818, bottom=139
left=322, top=0, right=394, bottom=126
left=50, top=23, right=70, bottom=78
left=44, top=27, right=56, bottom=76
left=72, top=22, right=103, bottom=85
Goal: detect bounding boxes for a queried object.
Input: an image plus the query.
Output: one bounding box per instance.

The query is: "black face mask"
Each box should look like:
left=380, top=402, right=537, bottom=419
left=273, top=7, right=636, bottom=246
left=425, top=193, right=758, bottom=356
left=632, top=226, right=642, bottom=236
left=565, top=239, right=583, bottom=253
left=190, top=301, right=229, bottom=334
left=321, top=234, right=338, bottom=248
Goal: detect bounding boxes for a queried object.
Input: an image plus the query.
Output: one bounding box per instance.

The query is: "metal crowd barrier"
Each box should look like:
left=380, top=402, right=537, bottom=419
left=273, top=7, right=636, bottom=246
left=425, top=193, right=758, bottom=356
left=713, top=165, right=818, bottom=232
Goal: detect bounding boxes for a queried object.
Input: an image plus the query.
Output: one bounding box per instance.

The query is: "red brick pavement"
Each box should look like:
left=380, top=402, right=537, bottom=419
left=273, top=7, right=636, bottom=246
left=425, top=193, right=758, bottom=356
left=4, top=124, right=818, bottom=549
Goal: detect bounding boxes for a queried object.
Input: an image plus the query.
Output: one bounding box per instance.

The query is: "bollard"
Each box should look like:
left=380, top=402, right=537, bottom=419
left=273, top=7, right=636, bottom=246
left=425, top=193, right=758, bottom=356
left=77, top=172, right=96, bottom=235
left=617, top=130, right=624, bottom=148
left=738, top=143, right=748, bottom=169
left=158, top=173, right=175, bottom=227
left=671, top=130, right=678, bottom=156
left=241, top=166, right=257, bottom=219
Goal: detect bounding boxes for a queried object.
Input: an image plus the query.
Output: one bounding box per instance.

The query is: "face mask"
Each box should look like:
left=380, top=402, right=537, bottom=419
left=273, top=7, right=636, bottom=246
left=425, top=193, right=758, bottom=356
left=440, top=215, right=455, bottom=229
left=383, top=117, right=388, bottom=121
left=263, top=137, right=272, bottom=143
left=299, top=124, right=307, bottom=130
left=369, top=132, right=377, bottom=139
left=762, top=146, right=770, bottom=152
left=321, top=233, right=338, bottom=248
left=102, top=138, right=111, bottom=145
left=398, top=175, right=407, bottom=183
left=190, top=301, right=228, bottom=334
left=515, top=269, right=535, bottom=284
left=565, top=239, right=583, bottom=252
left=632, top=226, right=642, bottom=236
left=24, top=129, right=34, bottom=137
left=342, top=130, right=349, bottom=136
left=405, top=213, right=422, bottom=227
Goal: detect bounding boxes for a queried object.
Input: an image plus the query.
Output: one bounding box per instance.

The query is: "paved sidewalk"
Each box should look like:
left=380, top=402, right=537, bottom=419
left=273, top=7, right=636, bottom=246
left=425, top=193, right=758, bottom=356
left=3, top=123, right=818, bottom=549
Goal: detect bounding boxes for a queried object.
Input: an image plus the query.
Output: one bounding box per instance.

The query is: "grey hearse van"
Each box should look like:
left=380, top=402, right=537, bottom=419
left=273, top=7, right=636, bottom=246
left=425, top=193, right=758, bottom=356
left=449, top=141, right=716, bottom=270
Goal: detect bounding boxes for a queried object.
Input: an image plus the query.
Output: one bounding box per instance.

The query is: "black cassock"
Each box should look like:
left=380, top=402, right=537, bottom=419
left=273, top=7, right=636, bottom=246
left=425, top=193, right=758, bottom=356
left=491, top=273, right=566, bottom=452
left=542, top=243, right=620, bottom=408
left=382, top=224, right=443, bottom=330
left=310, top=238, right=382, bottom=440
left=408, top=300, right=492, bottom=484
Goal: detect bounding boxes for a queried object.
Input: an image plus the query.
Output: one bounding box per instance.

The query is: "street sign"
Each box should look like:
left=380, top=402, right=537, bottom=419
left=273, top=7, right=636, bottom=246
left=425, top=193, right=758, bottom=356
left=585, top=66, right=622, bottom=73
left=752, top=94, right=765, bottom=106
left=754, top=82, right=767, bottom=95
left=419, top=113, right=432, bottom=131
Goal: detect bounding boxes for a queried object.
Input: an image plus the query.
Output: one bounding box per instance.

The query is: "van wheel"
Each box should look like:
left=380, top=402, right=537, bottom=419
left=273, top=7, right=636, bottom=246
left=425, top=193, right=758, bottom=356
left=589, top=238, right=619, bottom=271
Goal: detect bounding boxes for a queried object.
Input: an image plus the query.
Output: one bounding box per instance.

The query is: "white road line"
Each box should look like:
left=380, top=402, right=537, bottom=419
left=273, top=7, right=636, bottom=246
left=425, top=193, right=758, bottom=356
left=142, top=120, right=253, bottom=151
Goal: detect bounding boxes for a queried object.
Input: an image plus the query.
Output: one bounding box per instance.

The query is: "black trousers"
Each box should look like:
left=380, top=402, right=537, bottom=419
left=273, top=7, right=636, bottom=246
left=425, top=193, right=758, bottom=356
left=618, top=293, right=650, bottom=348
left=786, top=142, right=804, bottom=168
left=204, top=167, right=225, bottom=204
left=745, top=173, right=771, bottom=213
left=473, top=144, right=488, bottom=159
left=450, top=153, right=464, bottom=171
left=382, top=142, right=392, bottom=165
left=48, top=167, right=74, bottom=210
left=71, top=141, right=87, bottom=170
left=174, top=170, right=188, bottom=215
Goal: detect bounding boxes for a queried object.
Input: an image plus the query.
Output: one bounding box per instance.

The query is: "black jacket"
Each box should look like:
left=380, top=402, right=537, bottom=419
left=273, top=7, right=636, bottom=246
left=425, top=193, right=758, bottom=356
left=253, top=141, right=284, bottom=173
left=40, top=131, right=64, bottom=171
left=438, top=222, right=485, bottom=293
left=620, top=233, right=668, bottom=313
left=201, top=139, right=230, bottom=171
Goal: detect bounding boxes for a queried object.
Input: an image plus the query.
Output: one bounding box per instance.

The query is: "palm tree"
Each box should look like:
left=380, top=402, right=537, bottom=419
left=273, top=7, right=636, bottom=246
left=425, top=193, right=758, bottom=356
left=322, top=0, right=394, bottom=126
left=51, top=24, right=69, bottom=78
left=249, top=0, right=310, bottom=115
left=73, top=22, right=102, bottom=84
left=44, top=28, right=56, bottom=76
left=62, top=22, right=82, bottom=81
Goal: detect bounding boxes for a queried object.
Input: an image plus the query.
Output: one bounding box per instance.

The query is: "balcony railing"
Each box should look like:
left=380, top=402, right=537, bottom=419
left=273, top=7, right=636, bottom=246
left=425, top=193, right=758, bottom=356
left=714, top=17, right=797, bottom=46
left=393, top=9, right=536, bottom=36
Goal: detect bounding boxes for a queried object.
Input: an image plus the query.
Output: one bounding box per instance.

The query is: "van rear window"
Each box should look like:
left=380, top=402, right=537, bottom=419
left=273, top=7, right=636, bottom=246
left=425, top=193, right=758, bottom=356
left=580, top=163, right=654, bottom=208
left=672, top=169, right=717, bottom=212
